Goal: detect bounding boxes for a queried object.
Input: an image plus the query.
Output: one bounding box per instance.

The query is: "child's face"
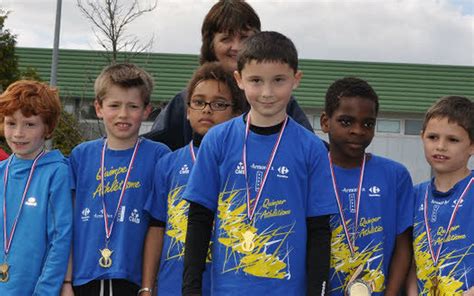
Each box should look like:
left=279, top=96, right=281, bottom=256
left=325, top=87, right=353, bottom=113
left=187, top=79, right=236, bottom=136
left=3, top=110, right=47, bottom=159
left=234, top=61, right=301, bottom=126
left=95, top=85, right=151, bottom=149
left=422, top=117, right=473, bottom=176
left=212, top=29, right=256, bottom=71
left=321, top=96, right=377, bottom=167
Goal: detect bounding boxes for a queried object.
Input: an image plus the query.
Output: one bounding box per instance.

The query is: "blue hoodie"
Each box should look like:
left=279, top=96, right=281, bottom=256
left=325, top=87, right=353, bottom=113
left=0, top=150, right=73, bottom=295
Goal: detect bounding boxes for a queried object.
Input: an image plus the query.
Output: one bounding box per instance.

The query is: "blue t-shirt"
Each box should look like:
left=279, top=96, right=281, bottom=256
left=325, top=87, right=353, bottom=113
left=0, top=151, right=72, bottom=295
left=413, top=171, right=474, bottom=295
left=329, top=155, right=414, bottom=295
left=69, top=138, right=170, bottom=286
left=184, top=116, right=337, bottom=295
left=144, top=143, right=211, bottom=296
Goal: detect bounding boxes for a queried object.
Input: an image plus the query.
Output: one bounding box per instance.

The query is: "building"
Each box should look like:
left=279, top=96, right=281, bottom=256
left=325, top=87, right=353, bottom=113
left=16, top=47, right=474, bottom=183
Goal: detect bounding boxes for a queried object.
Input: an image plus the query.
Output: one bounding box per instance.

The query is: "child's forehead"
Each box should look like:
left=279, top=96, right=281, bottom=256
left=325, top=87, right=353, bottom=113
left=335, top=96, right=378, bottom=114
left=193, top=79, right=231, bottom=97
left=241, top=60, right=295, bottom=73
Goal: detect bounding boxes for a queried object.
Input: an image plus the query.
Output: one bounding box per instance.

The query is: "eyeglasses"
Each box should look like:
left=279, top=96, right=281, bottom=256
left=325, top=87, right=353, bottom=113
left=188, top=99, right=233, bottom=111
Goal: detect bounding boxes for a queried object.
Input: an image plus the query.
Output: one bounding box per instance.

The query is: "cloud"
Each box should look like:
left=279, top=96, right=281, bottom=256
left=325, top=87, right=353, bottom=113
left=2, top=0, right=473, bottom=65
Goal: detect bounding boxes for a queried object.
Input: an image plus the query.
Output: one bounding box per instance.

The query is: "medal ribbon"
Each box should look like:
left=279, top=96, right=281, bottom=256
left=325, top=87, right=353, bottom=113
left=423, top=177, right=473, bottom=266
left=3, top=151, right=45, bottom=257
left=100, top=139, right=141, bottom=242
left=328, top=152, right=366, bottom=256
left=189, top=141, right=196, bottom=163
left=243, top=113, right=288, bottom=221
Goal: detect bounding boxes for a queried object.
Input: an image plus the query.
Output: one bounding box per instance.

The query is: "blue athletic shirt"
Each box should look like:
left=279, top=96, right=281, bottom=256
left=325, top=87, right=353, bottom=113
left=329, top=155, right=415, bottom=295
left=184, top=116, right=337, bottom=295
left=0, top=150, right=72, bottom=295
left=69, top=138, right=170, bottom=286
left=144, top=143, right=211, bottom=295
left=413, top=171, right=474, bottom=295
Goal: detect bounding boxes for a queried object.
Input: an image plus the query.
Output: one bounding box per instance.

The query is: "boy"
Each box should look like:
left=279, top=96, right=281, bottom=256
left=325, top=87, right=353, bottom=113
left=65, top=64, right=170, bottom=296
left=0, top=80, right=72, bottom=294
left=411, top=96, right=473, bottom=295
left=182, top=31, right=337, bottom=295
left=320, top=77, right=415, bottom=296
left=144, top=0, right=312, bottom=151
left=140, top=62, right=246, bottom=296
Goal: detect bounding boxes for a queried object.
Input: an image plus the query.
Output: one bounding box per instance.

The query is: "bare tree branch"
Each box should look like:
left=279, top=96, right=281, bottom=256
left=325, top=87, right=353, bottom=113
left=76, top=0, right=157, bottom=63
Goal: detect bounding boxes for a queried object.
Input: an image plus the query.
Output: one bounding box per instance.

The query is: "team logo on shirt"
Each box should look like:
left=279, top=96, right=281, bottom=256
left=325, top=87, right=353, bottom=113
left=277, top=166, right=289, bottom=178
left=25, top=197, right=37, bottom=207
left=81, top=208, right=91, bottom=222
left=129, top=209, right=140, bottom=224
left=117, top=206, right=126, bottom=222
left=368, top=186, right=381, bottom=197
left=179, top=164, right=190, bottom=175
left=235, top=162, right=245, bottom=174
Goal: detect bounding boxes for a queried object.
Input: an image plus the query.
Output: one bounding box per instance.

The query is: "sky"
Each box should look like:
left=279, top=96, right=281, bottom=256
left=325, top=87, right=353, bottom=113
left=1, top=0, right=473, bottom=66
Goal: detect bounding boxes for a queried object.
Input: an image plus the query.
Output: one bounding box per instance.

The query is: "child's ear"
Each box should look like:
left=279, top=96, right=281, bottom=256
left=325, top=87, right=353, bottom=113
left=142, top=104, right=152, bottom=120
left=94, top=100, right=103, bottom=119
left=233, top=71, right=244, bottom=90
left=292, top=70, right=303, bottom=90
left=320, top=112, right=330, bottom=133
left=186, top=106, right=191, bottom=120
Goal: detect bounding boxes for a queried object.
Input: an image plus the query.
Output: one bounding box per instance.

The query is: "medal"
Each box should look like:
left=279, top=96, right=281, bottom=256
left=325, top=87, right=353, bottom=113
left=430, top=276, right=439, bottom=296
left=99, top=248, right=113, bottom=268
left=241, top=230, right=256, bottom=252
left=98, top=139, right=140, bottom=268
left=345, top=264, right=373, bottom=296
left=328, top=152, right=366, bottom=256
left=0, top=263, right=9, bottom=282
left=2, top=151, right=45, bottom=282
left=242, top=113, right=288, bottom=222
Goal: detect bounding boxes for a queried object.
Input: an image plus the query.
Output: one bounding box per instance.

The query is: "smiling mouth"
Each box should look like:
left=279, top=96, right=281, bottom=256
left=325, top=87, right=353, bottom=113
left=433, top=154, right=448, bottom=160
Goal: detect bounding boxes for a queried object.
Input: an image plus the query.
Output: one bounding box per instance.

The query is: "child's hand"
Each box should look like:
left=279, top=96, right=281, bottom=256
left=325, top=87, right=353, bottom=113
left=463, top=287, right=474, bottom=296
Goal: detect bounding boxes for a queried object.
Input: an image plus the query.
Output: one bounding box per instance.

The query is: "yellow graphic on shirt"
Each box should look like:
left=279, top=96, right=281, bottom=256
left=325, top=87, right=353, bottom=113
left=165, top=185, right=188, bottom=259
left=92, top=166, right=141, bottom=198
left=413, top=221, right=472, bottom=295
left=164, top=184, right=212, bottom=262
left=330, top=218, right=385, bottom=293
left=217, top=181, right=294, bottom=279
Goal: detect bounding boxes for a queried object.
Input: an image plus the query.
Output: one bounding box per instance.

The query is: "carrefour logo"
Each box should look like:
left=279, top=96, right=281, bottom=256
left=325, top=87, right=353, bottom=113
left=368, top=186, right=381, bottom=197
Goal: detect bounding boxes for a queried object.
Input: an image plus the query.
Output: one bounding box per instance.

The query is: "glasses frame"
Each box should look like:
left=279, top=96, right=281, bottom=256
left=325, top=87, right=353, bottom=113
left=187, top=100, right=234, bottom=111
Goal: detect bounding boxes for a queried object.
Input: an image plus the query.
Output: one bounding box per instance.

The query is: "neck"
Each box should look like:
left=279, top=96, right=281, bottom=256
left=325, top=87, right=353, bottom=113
left=192, top=132, right=204, bottom=147
left=330, top=151, right=367, bottom=169
left=248, top=110, right=287, bottom=127
left=106, top=136, right=139, bottom=150
left=434, top=167, right=471, bottom=192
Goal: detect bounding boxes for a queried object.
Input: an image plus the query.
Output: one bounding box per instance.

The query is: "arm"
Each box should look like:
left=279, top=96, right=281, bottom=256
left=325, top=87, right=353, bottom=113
left=405, top=260, right=418, bottom=296
left=60, top=249, right=74, bottom=296
left=385, top=227, right=413, bottom=296
left=306, top=215, right=331, bottom=296
left=182, top=201, right=214, bottom=296
left=140, top=222, right=165, bottom=296
left=34, top=167, right=73, bottom=295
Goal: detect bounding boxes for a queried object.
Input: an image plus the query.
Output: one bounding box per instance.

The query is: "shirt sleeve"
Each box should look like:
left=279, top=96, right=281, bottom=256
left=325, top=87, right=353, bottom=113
left=184, top=129, right=221, bottom=213
left=307, top=136, right=338, bottom=217
left=33, top=164, right=73, bottom=295
left=396, top=165, right=415, bottom=234
left=144, top=158, right=168, bottom=222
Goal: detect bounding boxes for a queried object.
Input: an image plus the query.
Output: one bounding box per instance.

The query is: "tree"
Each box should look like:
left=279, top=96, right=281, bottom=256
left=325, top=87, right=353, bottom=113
left=77, top=0, right=157, bottom=63
left=0, top=10, right=20, bottom=92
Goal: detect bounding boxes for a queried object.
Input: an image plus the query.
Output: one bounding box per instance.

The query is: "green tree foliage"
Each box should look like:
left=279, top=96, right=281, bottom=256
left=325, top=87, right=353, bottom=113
left=0, top=11, right=20, bottom=92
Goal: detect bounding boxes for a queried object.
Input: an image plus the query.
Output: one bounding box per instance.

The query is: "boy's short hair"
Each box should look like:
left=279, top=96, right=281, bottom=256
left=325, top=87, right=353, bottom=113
left=94, top=63, right=154, bottom=106
left=237, top=31, right=299, bottom=73
left=422, top=96, right=473, bottom=141
left=186, top=62, right=246, bottom=114
left=201, top=0, right=261, bottom=65
left=324, top=77, right=379, bottom=117
left=0, top=80, right=61, bottom=139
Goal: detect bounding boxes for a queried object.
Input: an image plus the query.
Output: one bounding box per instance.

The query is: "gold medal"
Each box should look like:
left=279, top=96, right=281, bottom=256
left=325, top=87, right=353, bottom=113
left=241, top=230, right=256, bottom=252
left=0, top=263, right=9, bottom=282
left=345, top=265, right=373, bottom=296
left=430, top=276, right=439, bottom=296
left=99, top=248, right=113, bottom=268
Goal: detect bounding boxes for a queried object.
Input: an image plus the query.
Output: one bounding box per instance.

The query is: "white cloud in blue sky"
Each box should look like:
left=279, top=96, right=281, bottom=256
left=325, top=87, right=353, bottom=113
left=2, top=0, right=473, bottom=65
